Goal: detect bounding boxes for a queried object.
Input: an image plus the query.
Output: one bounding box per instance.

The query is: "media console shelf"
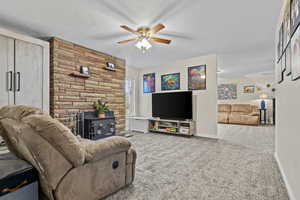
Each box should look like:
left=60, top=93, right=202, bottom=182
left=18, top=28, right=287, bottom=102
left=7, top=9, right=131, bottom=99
left=148, top=118, right=195, bottom=136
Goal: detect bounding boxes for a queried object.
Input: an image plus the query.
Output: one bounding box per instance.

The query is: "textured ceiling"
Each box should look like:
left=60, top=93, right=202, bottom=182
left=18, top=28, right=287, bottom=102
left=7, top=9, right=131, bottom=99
left=0, top=0, right=281, bottom=77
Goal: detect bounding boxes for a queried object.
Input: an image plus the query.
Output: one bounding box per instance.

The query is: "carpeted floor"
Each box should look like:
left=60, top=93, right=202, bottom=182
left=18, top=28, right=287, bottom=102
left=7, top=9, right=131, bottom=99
left=218, top=124, right=275, bottom=154
left=106, top=125, right=289, bottom=200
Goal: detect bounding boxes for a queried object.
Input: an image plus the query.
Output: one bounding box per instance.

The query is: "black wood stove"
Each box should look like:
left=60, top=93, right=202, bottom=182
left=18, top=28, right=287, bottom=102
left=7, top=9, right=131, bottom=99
left=77, top=111, right=116, bottom=140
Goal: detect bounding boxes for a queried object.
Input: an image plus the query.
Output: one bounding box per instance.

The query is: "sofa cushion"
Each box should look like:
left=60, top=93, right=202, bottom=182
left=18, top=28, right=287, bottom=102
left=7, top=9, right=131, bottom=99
left=228, top=113, right=259, bottom=125
left=249, top=111, right=260, bottom=116
left=231, top=104, right=252, bottom=113
left=218, top=104, right=231, bottom=112
left=251, top=105, right=260, bottom=113
left=23, top=114, right=85, bottom=167
left=218, top=112, right=229, bottom=123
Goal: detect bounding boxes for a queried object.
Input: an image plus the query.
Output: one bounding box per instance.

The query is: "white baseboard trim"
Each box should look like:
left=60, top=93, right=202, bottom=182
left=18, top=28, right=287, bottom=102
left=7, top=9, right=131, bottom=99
left=274, top=152, right=296, bottom=200
left=194, top=133, right=219, bottom=139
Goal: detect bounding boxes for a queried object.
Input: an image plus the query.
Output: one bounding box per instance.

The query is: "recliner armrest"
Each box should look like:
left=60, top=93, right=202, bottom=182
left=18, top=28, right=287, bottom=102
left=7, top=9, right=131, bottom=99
left=81, top=136, right=131, bottom=163
left=248, top=112, right=260, bottom=116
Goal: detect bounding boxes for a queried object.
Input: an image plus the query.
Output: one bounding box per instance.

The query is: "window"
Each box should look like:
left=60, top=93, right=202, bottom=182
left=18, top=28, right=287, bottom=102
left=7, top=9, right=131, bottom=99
left=125, top=79, right=136, bottom=116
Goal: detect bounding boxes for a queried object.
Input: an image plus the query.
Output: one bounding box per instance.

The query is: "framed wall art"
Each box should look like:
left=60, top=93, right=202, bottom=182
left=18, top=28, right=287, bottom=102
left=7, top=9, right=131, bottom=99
left=243, top=85, right=255, bottom=94
left=143, top=73, right=155, bottom=93
left=283, top=3, right=291, bottom=50
left=291, top=25, right=300, bottom=80
left=80, top=66, right=90, bottom=75
left=106, top=62, right=116, bottom=71
left=188, top=65, right=206, bottom=90
left=218, top=84, right=237, bottom=100
left=161, top=73, right=180, bottom=91
left=291, top=0, right=300, bottom=36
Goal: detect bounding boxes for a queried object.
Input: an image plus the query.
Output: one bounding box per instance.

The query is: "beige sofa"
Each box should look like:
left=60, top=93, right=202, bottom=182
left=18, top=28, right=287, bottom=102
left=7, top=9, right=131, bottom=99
left=0, top=105, right=136, bottom=200
left=218, top=104, right=260, bottom=126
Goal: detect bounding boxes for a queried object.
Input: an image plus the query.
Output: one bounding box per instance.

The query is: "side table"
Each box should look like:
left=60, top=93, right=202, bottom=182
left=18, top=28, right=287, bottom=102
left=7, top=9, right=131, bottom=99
left=0, top=153, right=39, bottom=200
left=259, top=109, right=267, bottom=125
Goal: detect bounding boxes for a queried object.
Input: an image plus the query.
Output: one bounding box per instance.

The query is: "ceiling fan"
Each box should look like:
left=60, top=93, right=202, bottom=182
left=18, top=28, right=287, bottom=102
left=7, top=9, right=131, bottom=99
left=117, top=24, right=171, bottom=52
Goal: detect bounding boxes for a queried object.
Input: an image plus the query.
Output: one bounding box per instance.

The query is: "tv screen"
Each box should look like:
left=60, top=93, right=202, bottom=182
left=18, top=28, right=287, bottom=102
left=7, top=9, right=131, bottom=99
left=152, top=91, right=193, bottom=120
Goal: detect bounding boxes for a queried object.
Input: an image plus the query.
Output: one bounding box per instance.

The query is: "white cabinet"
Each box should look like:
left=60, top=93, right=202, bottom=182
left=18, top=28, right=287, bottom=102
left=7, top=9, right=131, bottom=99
left=0, top=35, right=14, bottom=106
left=128, top=117, right=149, bottom=133
left=0, top=29, right=49, bottom=112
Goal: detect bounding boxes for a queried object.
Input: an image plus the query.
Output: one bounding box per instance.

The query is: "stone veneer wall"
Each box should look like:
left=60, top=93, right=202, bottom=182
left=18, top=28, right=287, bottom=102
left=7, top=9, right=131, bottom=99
left=49, top=37, right=126, bottom=133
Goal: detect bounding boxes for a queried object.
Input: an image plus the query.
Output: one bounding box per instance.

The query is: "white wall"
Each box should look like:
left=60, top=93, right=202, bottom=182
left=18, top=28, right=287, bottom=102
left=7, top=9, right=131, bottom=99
left=275, top=1, right=300, bottom=199
left=138, top=55, right=218, bottom=137
left=218, top=75, right=275, bottom=123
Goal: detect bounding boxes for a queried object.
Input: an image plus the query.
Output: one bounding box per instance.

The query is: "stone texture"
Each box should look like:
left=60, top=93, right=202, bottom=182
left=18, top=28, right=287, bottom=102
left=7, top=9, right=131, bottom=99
left=49, top=38, right=126, bottom=133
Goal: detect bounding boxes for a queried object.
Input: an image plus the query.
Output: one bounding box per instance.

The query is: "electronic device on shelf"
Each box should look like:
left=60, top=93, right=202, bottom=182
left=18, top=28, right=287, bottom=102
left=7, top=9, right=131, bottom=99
left=152, top=91, right=193, bottom=120
left=150, top=91, right=194, bottom=136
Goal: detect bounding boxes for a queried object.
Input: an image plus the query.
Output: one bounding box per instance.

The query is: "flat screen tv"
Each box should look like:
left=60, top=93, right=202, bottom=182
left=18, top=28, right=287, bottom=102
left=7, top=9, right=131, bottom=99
left=152, top=91, right=193, bottom=120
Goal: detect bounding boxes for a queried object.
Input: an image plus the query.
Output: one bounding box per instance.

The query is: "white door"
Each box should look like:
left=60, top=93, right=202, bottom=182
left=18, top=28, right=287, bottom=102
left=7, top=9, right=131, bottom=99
left=0, top=35, right=14, bottom=107
left=14, top=40, right=44, bottom=109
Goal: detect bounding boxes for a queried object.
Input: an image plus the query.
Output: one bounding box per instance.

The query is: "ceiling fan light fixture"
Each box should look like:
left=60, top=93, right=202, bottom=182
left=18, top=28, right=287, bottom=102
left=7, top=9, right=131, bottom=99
left=135, top=38, right=152, bottom=51
left=118, top=24, right=170, bottom=52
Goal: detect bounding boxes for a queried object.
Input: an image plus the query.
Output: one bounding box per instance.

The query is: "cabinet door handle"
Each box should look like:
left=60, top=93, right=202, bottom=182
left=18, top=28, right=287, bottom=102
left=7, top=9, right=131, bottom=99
left=17, top=72, right=20, bottom=92
left=6, top=71, right=13, bottom=91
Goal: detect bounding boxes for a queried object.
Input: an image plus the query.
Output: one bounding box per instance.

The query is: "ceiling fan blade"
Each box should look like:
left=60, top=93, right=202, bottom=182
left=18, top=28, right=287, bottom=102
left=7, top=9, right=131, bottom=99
left=158, top=32, right=193, bottom=40
left=120, top=25, right=139, bottom=35
left=150, top=37, right=171, bottom=44
left=117, top=38, right=137, bottom=44
left=151, top=24, right=165, bottom=34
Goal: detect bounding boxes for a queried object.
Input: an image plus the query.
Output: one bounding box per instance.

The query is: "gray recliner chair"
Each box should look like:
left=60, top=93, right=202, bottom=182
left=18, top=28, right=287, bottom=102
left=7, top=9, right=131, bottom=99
left=0, top=105, right=136, bottom=200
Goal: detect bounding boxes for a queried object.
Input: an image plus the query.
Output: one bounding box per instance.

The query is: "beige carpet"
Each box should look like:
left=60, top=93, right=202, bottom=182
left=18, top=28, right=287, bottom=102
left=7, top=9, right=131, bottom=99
left=106, top=126, right=289, bottom=200
left=218, top=124, right=275, bottom=154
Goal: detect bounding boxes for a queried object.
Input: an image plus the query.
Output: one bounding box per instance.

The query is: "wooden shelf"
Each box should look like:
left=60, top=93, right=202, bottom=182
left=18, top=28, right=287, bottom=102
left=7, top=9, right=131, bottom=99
left=149, top=129, right=177, bottom=134
left=158, top=125, right=178, bottom=128
left=149, top=119, right=195, bottom=136
left=104, top=67, right=116, bottom=71
left=69, top=72, right=90, bottom=78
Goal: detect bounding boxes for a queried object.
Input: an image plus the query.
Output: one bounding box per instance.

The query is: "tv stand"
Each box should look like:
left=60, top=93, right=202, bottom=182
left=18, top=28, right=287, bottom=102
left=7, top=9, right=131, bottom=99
left=149, top=118, right=195, bottom=136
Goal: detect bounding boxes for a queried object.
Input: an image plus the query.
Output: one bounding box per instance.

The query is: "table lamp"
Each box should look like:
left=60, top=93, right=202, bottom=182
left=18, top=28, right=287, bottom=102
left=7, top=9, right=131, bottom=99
left=259, top=93, right=268, bottom=109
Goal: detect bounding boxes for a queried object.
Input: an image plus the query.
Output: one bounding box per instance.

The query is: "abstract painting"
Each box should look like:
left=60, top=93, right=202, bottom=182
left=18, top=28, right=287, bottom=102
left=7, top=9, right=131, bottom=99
left=143, top=73, right=155, bottom=93
left=243, top=85, right=255, bottom=93
left=218, top=84, right=237, bottom=100
left=291, top=0, right=300, bottom=35
left=188, top=65, right=206, bottom=90
left=161, top=73, right=180, bottom=91
left=291, top=25, right=300, bottom=80
left=283, top=3, right=291, bottom=49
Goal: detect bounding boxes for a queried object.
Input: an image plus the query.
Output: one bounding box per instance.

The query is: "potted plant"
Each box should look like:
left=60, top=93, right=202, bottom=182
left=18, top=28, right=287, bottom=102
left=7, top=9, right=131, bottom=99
left=94, top=100, right=109, bottom=119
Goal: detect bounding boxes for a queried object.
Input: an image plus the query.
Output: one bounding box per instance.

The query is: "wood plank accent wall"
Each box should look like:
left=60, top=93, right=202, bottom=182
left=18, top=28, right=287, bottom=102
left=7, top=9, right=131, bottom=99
left=49, top=37, right=126, bottom=133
